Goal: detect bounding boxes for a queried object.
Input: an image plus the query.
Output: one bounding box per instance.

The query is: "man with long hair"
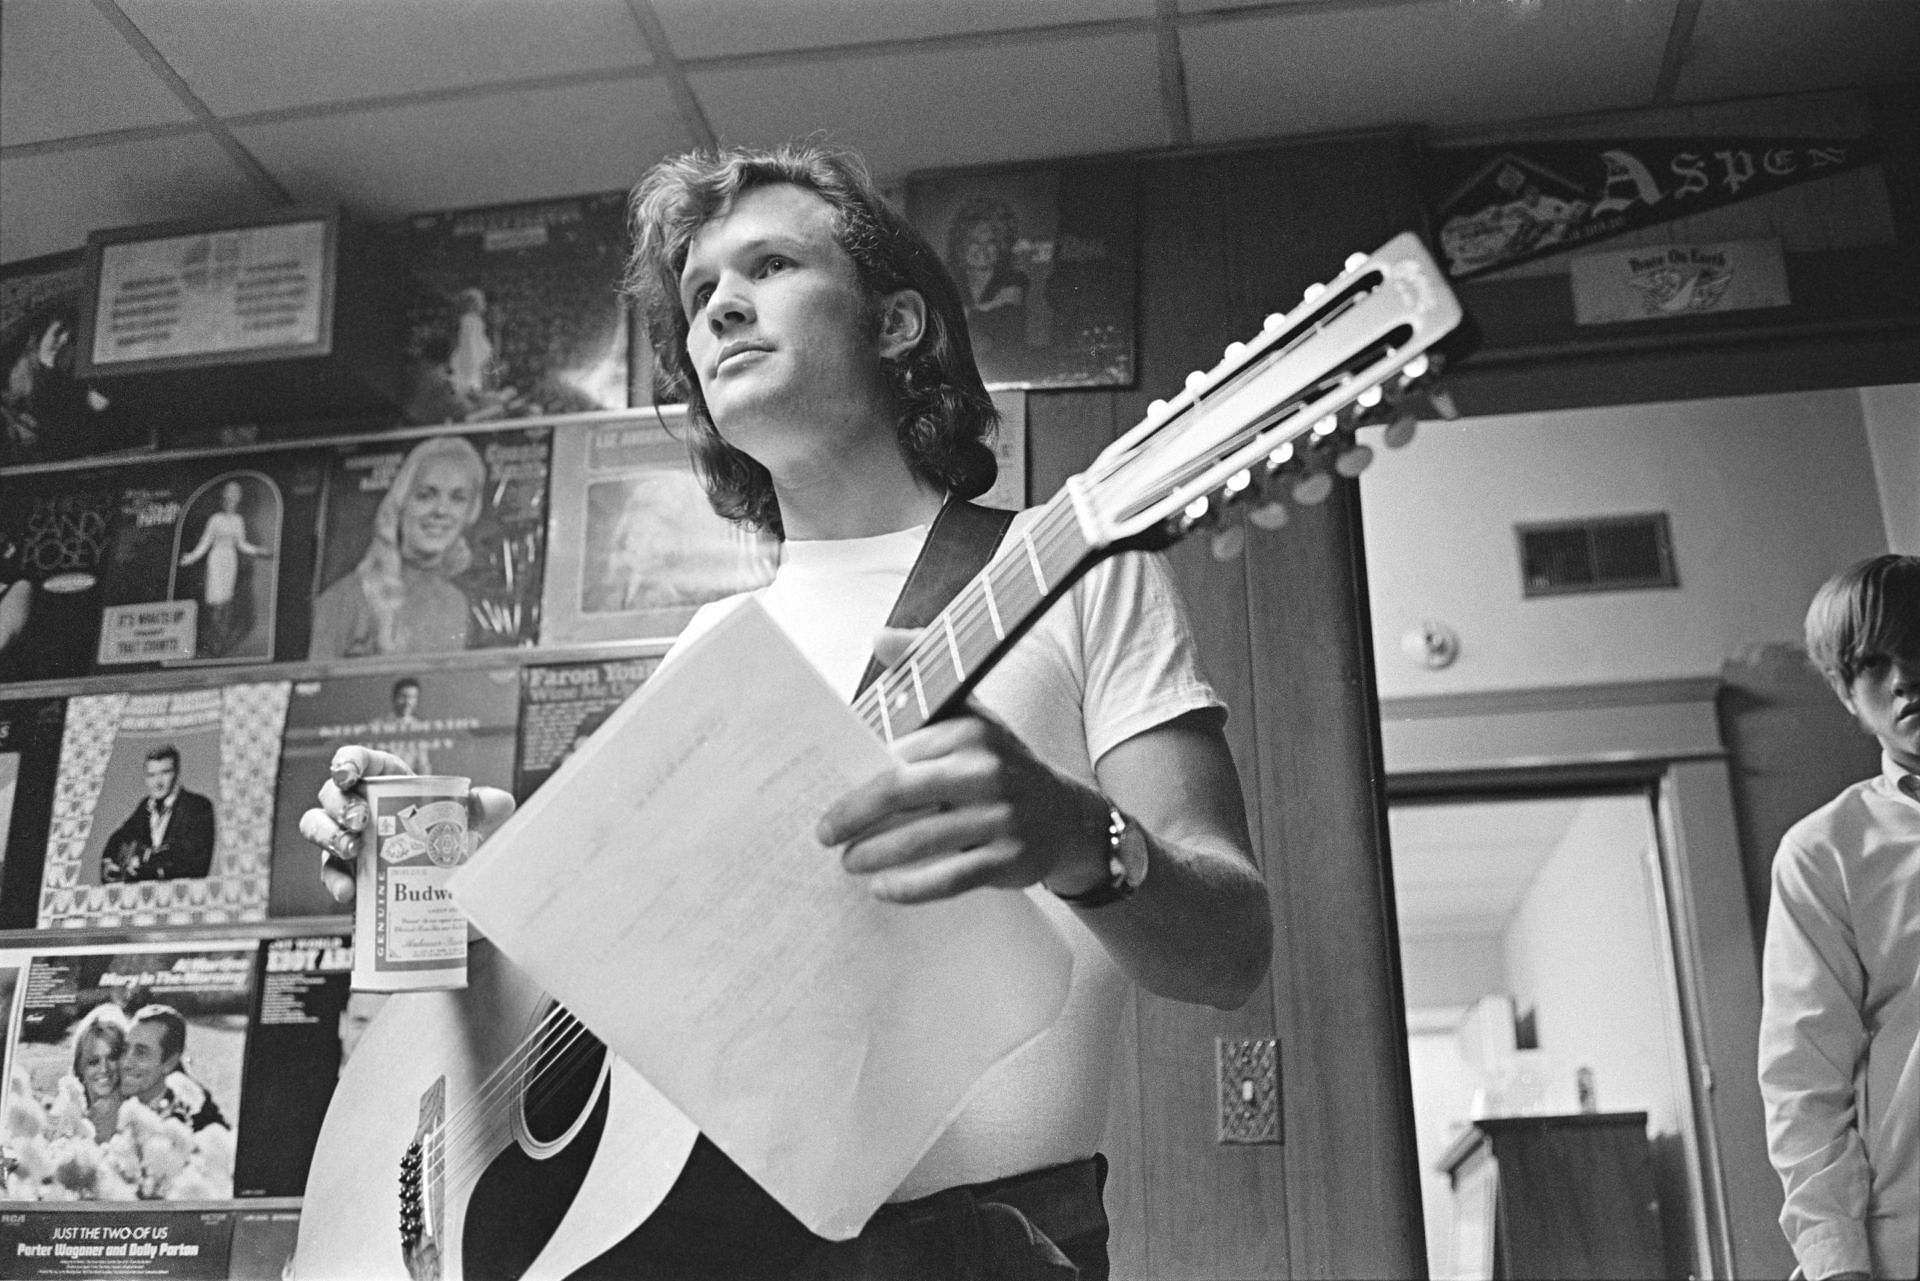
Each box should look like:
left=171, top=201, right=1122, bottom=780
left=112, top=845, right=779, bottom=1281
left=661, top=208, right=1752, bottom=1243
left=308, top=141, right=1271, bottom=1277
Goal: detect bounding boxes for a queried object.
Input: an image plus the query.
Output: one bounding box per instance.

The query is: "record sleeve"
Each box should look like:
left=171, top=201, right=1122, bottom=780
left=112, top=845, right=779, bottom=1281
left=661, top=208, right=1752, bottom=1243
left=0, top=698, right=66, bottom=931
left=539, top=416, right=774, bottom=647
left=307, top=427, right=549, bottom=660
left=269, top=668, right=520, bottom=918
left=2, top=940, right=257, bottom=1203
left=91, top=452, right=325, bottom=671
left=1, top=250, right=151, bottom=468
left=0, top=1209, right=234, bottom=1279
left=0, top=466, right=121, bottom=684
left=514, top=654, right=663, bottom=800
left=395, top=192, right=631, bottom=426
left=231, top=933, right=354, bottom=1197
left=36, top=684, right=288, bottom=930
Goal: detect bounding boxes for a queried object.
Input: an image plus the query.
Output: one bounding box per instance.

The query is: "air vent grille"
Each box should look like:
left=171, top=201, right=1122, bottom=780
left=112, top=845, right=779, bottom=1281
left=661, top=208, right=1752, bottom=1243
left=1517, top=513, right=1676, bottom=597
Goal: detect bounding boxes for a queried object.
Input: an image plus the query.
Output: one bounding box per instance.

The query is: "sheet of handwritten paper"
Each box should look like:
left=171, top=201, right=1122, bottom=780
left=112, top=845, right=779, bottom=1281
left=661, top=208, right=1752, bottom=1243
left=449, top=599, right=1073, bottom=1239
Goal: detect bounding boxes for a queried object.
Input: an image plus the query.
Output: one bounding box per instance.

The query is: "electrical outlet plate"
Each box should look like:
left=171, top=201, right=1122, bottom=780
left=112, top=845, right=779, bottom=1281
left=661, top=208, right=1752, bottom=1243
left=1217, top=1036, right=1282, bottom=1145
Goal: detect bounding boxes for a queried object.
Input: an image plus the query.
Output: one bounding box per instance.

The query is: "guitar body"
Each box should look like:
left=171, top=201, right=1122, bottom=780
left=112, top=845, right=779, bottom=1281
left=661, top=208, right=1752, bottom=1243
left=292, top=941, right=697, bottom=1281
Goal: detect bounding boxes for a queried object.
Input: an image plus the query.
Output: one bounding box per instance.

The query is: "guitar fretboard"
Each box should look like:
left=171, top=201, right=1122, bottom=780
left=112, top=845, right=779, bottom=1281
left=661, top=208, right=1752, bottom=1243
left=852, top=492, right=1093, bottom=742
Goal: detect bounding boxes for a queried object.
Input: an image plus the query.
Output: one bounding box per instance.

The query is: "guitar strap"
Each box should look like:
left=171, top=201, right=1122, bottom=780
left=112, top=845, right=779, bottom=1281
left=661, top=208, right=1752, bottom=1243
left=855, top=496, right=1019, bottom=699
left=585, top=497, right=1017, bottom=1278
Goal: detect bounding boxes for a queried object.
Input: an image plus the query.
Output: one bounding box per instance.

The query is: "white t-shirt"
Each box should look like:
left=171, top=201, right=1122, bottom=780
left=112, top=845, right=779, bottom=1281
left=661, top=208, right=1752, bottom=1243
left=672, top=507, right=1223, bottom=1198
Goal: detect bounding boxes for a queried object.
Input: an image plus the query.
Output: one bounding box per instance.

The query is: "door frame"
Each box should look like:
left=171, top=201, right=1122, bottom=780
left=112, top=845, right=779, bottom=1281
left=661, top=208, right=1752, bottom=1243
left=1378, top=677, right=1793, bottom=1280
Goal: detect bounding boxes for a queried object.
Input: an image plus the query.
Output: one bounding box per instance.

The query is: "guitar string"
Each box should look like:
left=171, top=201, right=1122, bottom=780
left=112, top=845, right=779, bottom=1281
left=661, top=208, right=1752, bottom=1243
left=417, top=474, right=1113, bottom=1189
left=414, top=418, right=1164, bottom=1192
left=429, top=1003, right=607, bottom=1191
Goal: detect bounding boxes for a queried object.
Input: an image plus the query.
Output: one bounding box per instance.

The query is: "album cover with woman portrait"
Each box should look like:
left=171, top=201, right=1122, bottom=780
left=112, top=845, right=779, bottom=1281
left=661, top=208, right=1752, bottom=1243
left=89, top=451, right=325, bottom=673
left=1, top=250, right=151, bottom=468
left=540, top=415, right=776, bottom=647
left=268, top=668, right=520, bottom=918
left=1, top=940, right=256, bottom=1202
left=307, top=427, right=549, bottom=660
left=395, top=191, right=632, bottom=426
left=0, top=466, right=121, bottom=684
left=906, top=161, right=1138, bottom=391
left=36, top=684, right=288, bottom=931
left=0, top=698, right=66, bottom=931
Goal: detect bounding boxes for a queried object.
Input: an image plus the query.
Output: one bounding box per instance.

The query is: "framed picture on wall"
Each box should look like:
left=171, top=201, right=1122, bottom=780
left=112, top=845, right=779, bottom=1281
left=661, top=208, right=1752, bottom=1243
left=906, top=160, right=1138, bottom=391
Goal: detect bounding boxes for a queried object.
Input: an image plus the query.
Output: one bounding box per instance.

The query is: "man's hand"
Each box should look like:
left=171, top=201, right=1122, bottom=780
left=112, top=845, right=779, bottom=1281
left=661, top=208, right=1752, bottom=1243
left=297, top=745, right=516, bottom=904
left=817, top=708, right=1112, bottom=905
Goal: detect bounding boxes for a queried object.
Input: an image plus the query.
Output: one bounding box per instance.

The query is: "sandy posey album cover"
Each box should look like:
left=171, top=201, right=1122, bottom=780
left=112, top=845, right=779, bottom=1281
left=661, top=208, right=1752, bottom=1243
left=307, top=427, right=549, bottom=661
left=36, top=684, right=288, bottom=931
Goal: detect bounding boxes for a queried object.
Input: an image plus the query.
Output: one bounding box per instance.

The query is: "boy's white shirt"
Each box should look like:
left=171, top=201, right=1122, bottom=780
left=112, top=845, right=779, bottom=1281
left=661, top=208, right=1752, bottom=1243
left=1759, top=752, right=1920, bottom=1280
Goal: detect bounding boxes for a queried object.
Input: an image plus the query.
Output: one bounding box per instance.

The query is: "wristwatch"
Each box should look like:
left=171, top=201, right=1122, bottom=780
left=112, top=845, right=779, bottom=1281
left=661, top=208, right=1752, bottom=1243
left=1052, top=801, right=1149, bottom=908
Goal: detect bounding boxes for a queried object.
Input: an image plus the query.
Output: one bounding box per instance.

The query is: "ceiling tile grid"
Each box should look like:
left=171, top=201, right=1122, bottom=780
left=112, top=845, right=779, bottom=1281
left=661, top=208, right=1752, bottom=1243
left=1181, top=0, right=1680, bottom=144
left=0, top=131, right=279, bottom=262
left=122, top=0, right=656, bottom=118
left=232, top=78, right=691, bottom=220
left=652, top=0, right=1156, bottom=61
left=688, top=31, right=1170, bottom=178
left=0, top=0, right=195, bottom=148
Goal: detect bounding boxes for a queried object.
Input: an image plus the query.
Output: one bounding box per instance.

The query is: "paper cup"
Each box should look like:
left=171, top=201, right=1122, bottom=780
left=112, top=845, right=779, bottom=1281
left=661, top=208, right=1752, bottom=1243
left=353, top=774, right=471, bottom=992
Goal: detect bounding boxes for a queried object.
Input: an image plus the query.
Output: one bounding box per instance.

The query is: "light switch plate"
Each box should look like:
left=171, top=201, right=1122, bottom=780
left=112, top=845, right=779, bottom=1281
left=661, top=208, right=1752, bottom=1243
left=1217, top=1036, right=1282, bottom=1145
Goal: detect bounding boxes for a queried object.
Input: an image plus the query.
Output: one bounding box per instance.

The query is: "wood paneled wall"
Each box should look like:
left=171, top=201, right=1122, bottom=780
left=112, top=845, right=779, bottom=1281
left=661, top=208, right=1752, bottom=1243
left=1024, top=134, right=1430, bottom=1279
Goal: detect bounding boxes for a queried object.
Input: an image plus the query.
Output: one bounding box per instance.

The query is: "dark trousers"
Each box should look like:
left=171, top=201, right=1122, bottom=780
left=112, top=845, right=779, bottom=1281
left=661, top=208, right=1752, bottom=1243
left=581, top=1138, right=1109, bottom=1280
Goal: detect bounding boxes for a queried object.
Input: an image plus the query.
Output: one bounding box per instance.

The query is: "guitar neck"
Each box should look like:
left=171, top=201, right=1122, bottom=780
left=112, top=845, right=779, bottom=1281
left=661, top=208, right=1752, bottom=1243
left=850, top=491, right=1098, bottom=743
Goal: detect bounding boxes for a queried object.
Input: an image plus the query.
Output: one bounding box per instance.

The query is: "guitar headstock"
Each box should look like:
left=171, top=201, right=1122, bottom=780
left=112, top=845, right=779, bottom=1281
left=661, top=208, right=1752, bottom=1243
left=1073, top=232, right=1473, bottom=558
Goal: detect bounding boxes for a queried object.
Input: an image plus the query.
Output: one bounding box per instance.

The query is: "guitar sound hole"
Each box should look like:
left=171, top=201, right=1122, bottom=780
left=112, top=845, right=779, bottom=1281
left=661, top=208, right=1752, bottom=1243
left=521, top=1009, right=607, bottom=1145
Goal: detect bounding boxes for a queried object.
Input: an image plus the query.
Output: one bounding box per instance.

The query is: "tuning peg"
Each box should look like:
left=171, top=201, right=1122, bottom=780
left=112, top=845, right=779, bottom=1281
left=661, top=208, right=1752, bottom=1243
left=1145, top=398, right=1171, bottom=424
left=1262, top=312, right=1286, bottom=333
left=1249, top=499, right=1290, bottom=530
left=1428, top=389, right=1461, bottom=420
left=1210, top=524, right=1247, bottom=561
left=1223, top=341, right=1247, bottom=363
left=1344, top=252, right=1368, bottom=272
left=1302, top=282, right=1326, bottom=303
left=1310, top=415, right=1339, bottom=438
left=1401, top=354, right=1430, bottom=382
left=1356, top=385, right=1383, bottom=410
left=1292, top=471, right=1334, bottom=505
left=1334, top=444, right=1375, bottom=477
left=1265, top=441, right=1296, bottom=472
left=1225, top=468, right=1253, bottom=496
left=1184, top=369, right=1208, bottom=393
left=1183, top=495, right=1212, bottom=526
left=1383, top=410, right=1418, bottom=449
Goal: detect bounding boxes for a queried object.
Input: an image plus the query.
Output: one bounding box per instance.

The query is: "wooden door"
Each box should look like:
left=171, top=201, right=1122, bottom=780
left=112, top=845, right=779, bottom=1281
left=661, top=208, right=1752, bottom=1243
left=1024, top=134, right=1429, bottom=1278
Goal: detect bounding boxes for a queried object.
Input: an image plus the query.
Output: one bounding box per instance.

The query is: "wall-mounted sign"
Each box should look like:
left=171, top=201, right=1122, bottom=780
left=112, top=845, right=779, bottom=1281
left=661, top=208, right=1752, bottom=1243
left=1570, top=238, right=1790, bottom=325
left=1428, top=135, right=1878, bottom=279
left=77, top=212, right=335, bottom=376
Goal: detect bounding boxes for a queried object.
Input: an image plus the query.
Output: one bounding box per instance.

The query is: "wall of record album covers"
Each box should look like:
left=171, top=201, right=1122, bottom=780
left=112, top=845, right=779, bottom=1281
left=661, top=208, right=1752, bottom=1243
left=0, top=188, right=799, bottom=1279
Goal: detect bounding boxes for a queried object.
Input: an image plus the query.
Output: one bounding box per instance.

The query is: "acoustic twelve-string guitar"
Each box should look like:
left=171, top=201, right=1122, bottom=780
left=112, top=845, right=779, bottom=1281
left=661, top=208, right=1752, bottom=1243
left=293, top=231, right=1470, bottom=1281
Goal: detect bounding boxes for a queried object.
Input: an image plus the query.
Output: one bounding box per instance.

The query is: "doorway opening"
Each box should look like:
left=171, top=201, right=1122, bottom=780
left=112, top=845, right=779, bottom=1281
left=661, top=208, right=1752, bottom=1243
left=1392, top=786, right=1713, bottom=1279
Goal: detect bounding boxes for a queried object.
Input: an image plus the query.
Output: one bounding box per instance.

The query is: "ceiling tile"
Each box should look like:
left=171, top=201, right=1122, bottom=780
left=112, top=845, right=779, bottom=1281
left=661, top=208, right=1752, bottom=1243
left=0, top=0, right=196, bottom=147
left=0, top=132, right=276, bottom=262
left=653, top=0, right=1154, bottom=60
left=1676, top=0, right=1920, bottom=101
left=233, top=79, right=689, bottom=220
left=124, top=0, right=653, bottom=118
left=689, top=32, right=1167, bottom=179
left=1182, top=0, right=1677, bottom=144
